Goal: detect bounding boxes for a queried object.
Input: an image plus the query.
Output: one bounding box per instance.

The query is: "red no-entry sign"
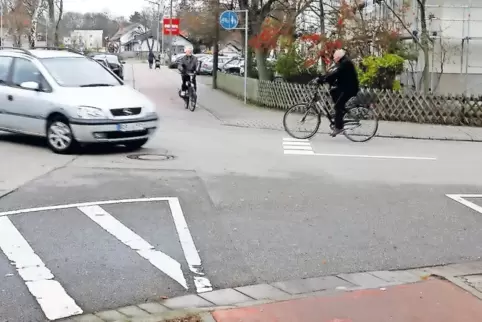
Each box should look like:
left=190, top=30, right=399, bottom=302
left=163, top=18, right=180, bottom=35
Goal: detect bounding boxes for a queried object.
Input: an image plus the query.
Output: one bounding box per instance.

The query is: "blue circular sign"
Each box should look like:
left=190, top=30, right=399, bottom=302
left=220, top=11, right=239, bottom=30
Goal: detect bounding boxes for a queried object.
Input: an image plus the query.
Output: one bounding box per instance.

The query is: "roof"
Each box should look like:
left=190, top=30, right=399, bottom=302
left=125, top=30, right=193, bottom=46
left=110, top=23, right=143, bottom=41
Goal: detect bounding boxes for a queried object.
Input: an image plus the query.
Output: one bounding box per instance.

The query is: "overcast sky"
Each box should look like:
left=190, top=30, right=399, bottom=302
left=64, top=0, right=151, bottom=18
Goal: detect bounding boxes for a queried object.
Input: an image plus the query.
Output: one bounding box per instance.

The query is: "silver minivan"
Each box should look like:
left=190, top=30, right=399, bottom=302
left=0, top=48, right=159, bottom=154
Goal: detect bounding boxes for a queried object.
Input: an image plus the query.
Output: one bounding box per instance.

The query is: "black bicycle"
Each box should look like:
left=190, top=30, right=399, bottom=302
left=283, top=79, right=379, bottom=142
left=179, top=73, right=197, bottom=112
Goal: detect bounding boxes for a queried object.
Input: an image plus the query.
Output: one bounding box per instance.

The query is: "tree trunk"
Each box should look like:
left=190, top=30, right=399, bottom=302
left=14, top=33, right=21, bottom=47
left=254, top=48, right=270, bottom=80
left=28, top=0, right=44, bottom=48
left=418, top=0, right=430, bottom=93
left=47, top=0, right=55, bottom=46
left=212, top=0, right=220, bottom=89
left=54, top=0, right=64, bottom=46
left=319, top=0, right=326, bottom=72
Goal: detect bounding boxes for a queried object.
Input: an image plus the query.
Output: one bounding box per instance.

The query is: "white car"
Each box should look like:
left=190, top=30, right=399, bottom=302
left=198, top=56, right=233, bottom=75
left=0, top=48, right=159, bottom=154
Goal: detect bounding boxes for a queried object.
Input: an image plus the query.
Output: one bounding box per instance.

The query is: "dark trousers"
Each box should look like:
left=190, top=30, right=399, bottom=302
left=181, top=74, right=196, bottom=91
left=330, top=90, right=356, bottom=130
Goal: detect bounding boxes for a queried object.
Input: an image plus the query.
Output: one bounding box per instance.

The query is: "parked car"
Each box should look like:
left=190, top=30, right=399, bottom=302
left=92, top=54, right=125, bottom=79
left=198, top=56, right=233, bottom=75
left=196, top=55, right=212, bottom=72
left=221, top=57, right=244, bottom=75
left=168, top=54, right=185, bottom=69
left=0, top=48, right=159, bottom=154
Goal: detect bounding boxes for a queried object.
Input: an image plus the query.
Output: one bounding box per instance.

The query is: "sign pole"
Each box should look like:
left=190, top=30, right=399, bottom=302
left=169, top=0, right=173, bottom=63
left=244, top=10, right=248, bottom=104
left=219, top=10, right=248, bottom=104
left=156, top=2, right=161, bottom=52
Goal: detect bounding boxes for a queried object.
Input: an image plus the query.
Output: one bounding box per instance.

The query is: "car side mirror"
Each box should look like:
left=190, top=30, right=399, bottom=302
left=20, top=81, right=40, bottom=91
left=121, top=61, right=126, bottom=64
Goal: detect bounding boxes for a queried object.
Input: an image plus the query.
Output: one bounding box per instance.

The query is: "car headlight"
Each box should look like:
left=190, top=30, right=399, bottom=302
left=77, top=106, right=106, bottom=119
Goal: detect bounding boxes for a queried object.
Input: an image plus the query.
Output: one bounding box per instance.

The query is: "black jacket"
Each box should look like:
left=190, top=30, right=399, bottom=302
left=322, top=56, right=359, bottom=96
left=179, top=55, right=199, bottom=74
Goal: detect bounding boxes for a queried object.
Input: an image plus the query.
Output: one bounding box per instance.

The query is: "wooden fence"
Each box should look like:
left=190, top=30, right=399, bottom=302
left=217, top=73, right=482, bottom=127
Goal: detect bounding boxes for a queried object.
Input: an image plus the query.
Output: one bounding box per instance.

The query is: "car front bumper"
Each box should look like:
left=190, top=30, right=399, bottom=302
left=70, top=116, right=158, bottom=143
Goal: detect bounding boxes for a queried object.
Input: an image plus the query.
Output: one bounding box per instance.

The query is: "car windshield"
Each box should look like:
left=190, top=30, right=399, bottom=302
left=41, top=57, right=121, bottom=87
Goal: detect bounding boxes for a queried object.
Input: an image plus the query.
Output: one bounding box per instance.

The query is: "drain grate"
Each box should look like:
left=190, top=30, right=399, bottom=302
left=127, top=153, right=175, bottom=161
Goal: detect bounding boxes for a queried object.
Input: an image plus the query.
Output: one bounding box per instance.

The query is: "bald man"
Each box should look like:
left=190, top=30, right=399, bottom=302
left=317, top=49, right=359, bottom=137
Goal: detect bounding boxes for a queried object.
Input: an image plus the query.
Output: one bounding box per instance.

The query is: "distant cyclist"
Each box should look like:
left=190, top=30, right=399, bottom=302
left=316, top=49, right=359, bottom=137
left=179, top=47, right=198, bottom=96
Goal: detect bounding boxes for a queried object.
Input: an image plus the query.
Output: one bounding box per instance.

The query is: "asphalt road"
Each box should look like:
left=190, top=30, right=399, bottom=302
left=1, top=63, right=482, bottom=321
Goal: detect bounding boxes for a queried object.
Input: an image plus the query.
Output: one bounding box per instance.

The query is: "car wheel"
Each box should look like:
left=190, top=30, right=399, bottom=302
left=46, top=116, right=77, bottom=154
left=124, top=138, right=148, bottom=150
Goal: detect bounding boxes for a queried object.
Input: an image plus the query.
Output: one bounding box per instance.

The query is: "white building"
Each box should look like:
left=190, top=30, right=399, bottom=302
left=68, top=30, right=104, bottom=50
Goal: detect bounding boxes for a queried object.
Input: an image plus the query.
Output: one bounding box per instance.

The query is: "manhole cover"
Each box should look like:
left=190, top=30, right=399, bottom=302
left=127, top=153, right=175, bottom=161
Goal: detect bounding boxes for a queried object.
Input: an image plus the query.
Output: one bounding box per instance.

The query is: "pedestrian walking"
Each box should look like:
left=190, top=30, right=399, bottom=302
left=148, top=51, right=155, bottom=69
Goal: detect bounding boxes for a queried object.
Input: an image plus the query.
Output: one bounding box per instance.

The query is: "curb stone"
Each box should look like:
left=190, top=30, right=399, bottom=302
left=62, top=260, right=482, bottom=322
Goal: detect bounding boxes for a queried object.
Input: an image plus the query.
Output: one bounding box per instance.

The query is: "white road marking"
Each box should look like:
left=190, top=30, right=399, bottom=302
left=0, top=197, right=212, bottom=294
left=168, top=198, right=213, bottom=293
left=77, top=205, right=188, bottom=290
left=446, top=194, right=482, bottom=214
left=283, top=137, right=315, bottom=155
left=0, top=197, right=171, bottom=217
left=284, top=150, right=315, bottom=155
left=283, top=146, right=313, bottom=150
left=283, top=138, right=309, bottom=142
left=283, top=142, right=311, bottom=146
left=313, top=153, right=436, bottom=160
left=0, top=217, right=82, bottom=320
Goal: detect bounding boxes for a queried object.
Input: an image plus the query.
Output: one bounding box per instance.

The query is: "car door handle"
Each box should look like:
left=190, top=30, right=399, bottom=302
left=7, top=95, right=13, bottom=101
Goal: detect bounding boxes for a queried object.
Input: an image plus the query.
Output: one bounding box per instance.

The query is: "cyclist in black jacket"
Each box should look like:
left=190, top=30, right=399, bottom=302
left=316, top=49, right=359, bottom=137
left=179, top=47, right=198, bottom=96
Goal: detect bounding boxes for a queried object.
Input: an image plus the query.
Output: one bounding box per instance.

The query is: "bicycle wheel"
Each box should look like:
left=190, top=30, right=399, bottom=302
left=188, top=88, right=197, bottom=112
left=283, top=103, right=321, bottom=139
left=343, top=105, right=378, bottom=142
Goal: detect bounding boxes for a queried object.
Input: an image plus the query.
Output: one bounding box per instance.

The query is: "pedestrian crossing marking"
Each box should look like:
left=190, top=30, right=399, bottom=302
left=0, top=197, right=212, bottom=321
left=283, top=138, right=314, bottom=155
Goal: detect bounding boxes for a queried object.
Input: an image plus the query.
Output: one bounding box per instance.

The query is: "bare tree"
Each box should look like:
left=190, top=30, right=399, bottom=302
left=431, top=39, right=457, bottom=93
left=4, top=0, right=30, bottom=46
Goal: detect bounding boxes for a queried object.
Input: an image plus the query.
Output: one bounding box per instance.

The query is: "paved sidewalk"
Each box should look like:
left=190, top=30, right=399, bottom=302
left=212, top=279, right=482, bottom=322
left=63, top=261, right=482, bottom=321
left=194, top=77, right=482, bottom=142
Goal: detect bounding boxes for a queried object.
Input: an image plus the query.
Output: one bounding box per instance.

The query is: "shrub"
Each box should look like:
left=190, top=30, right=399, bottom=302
left=275, top=47, right=303, bottom=78
left=358, top=54, right=405, bottom=90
